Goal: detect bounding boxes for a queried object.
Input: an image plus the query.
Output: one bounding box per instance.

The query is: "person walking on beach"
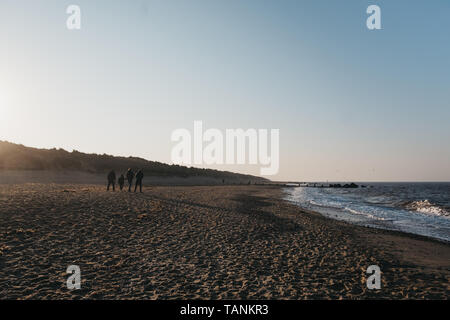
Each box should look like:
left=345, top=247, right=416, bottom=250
left=107, top=170, right=116, bottom=191
left=118, top=174, right=125, bottom=191
left=126, top=168, right=134, bottom=192
left=134, top=169, right=144, bottom=193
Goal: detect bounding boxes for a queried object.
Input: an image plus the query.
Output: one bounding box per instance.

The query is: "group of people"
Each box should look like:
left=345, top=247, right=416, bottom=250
left=107, top=168, right=144, bottom=192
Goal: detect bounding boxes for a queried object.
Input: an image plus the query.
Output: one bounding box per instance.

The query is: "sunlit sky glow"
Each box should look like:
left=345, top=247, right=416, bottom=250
left=0, top=0, right=449, bottom=181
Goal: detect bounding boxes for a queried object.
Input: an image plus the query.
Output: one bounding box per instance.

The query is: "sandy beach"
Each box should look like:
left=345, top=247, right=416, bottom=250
left=0, top=183, right=449, bottom=299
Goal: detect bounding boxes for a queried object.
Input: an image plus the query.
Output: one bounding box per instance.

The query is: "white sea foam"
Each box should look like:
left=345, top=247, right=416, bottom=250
left=406, top=200, right=449, bottom=217
left=343, top=207, right=386, bottom=221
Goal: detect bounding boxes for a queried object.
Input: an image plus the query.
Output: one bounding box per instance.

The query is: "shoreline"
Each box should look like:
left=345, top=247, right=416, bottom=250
left=1, top=184, right=449, bottom=299
left=282, top=184, right=450, bottom=245
left=282, top=190, right=450, bottom=246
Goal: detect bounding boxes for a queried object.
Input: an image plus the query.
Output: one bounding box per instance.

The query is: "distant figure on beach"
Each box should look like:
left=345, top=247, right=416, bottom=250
left=118, top=174, right=125, bottom=190
left=126, top=168, right=134, bottom=192
left=107, top=170, right=116, bottom=191
left=134, top=169, right=144, bottom=193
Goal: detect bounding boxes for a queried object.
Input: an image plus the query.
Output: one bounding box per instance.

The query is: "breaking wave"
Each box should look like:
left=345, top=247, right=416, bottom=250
left=405, top=200, right=449, bottom=217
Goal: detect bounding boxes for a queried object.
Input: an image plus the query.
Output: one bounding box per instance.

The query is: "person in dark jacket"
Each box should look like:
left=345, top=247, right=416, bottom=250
left=126, top=168, right=134, bottom=192
left=107, top=170, right=116, bottom=191
left=134, top=169, right=144, bottom=193
left=118, top=174, right=125, bottom=191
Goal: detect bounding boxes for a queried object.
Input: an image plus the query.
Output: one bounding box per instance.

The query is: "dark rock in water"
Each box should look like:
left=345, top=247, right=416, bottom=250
left=329, top=183, right=358, bottom=188
left=343, top=183, right=358, bottom=188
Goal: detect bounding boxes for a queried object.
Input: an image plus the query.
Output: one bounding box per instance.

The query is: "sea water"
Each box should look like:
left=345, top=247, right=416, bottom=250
left=284, top=182, right=450, bottom=242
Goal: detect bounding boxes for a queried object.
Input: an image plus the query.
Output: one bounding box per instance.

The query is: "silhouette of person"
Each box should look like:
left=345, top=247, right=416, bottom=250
left=126, top=168, right=134, bottom=192
left=135, top=169, right=144, bottom=193
left=107, top=170, right=116, bottom=191
left=118, top=174, right=125, bottom=191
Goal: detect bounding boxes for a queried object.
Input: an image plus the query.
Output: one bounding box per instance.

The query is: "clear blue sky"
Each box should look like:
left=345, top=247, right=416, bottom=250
left=1, top=0, right=449, bottom=181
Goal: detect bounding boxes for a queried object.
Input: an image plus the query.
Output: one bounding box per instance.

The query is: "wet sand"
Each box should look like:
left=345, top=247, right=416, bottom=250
left=0, top=184, right=449, bottom=299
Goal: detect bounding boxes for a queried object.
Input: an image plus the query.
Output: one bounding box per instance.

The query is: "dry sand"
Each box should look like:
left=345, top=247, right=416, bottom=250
left=0, top=183, right=449, bottom=299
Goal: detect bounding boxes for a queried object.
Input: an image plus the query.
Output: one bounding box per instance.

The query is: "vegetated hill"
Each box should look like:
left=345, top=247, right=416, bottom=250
left=0, top=141, right=268, bottom=182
